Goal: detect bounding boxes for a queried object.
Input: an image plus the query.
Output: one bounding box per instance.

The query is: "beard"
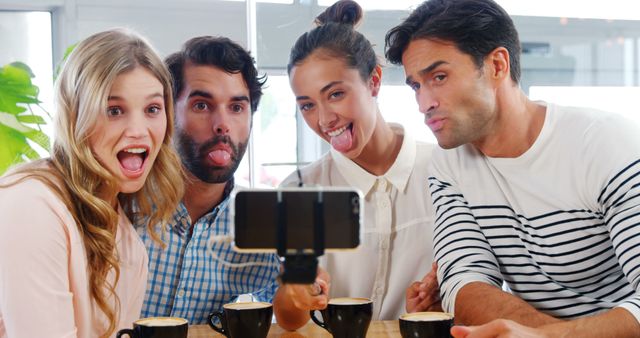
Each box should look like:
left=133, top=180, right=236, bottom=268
left=175, top=129, right=248, bottom=184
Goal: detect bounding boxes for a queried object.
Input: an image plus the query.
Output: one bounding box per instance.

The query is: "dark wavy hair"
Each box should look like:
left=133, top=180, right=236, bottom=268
left=165, top=36, right=266, bottom=113
left=287, top=0, right=377, bottom=81
left=385, top=0, right=521, bottom=84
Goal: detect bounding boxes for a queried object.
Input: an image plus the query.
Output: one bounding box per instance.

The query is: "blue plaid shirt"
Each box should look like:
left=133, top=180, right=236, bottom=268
left=136, top=192, right=280, bottom=324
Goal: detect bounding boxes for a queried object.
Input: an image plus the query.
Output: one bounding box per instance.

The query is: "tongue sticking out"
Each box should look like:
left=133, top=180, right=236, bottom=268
left=118, top=152, right=143, bottom=171
left=330, top=127, right=353, bottom=153
left=208, top=150, right=231, bottom=166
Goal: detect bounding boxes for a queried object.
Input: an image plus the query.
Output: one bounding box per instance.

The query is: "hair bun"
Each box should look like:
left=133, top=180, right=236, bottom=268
left=315, top=0, right=363, bottom=27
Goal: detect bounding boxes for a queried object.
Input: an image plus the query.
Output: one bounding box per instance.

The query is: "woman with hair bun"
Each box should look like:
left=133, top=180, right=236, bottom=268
left=274, top=0, right=439, bottom=329
left=0, top=28, right=183, bottom=337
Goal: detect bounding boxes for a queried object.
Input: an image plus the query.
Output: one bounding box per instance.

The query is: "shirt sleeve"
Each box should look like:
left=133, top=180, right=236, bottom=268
left=250, top=254, right=281, bottom=304
left=586, top=115, right=640, bottom=324
left=0, top=179, right=78, bottom=338
left=428, top=152, right=504, bottom=313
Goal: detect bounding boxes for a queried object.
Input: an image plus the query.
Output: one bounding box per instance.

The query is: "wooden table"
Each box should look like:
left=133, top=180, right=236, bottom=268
left=188, top=320, right=401, bottom=337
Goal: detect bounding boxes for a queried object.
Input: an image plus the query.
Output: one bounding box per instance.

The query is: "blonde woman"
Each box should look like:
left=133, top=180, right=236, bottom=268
left=0, top=29, right=183, bottom=337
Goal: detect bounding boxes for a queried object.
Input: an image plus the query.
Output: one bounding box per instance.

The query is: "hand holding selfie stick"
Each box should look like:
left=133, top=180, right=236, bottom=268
left=277, top=190, right=325, bottom=284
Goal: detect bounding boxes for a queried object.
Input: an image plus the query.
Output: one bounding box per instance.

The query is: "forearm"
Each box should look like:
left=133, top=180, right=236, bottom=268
left=273, top=286, right=310, bottom=331
left=455, top=282, right=561, bottom=327
left=540, top=307, right=640, bottom=338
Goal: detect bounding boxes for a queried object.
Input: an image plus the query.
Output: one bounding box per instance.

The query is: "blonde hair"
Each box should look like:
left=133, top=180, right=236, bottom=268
left=3, top=28, right=183, bottom=337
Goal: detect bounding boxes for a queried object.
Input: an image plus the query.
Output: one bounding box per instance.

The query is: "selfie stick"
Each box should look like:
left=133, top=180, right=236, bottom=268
left=276, top=190, right=325, bottom=284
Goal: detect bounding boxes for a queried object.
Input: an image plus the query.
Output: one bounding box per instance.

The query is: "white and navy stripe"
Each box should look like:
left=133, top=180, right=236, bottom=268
left=430, top=158, right=640, bottom=319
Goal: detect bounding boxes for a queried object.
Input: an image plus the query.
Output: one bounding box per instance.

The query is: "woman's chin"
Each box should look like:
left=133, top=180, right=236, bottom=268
left=335, top=144, right=362, bottom=160
left=117, top=177, right=147, bottom=194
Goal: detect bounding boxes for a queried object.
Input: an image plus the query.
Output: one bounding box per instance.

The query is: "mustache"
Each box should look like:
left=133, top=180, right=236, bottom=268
left=425, top=110, right=438, bottom=119
left=198, top=135, right=238, bottom=158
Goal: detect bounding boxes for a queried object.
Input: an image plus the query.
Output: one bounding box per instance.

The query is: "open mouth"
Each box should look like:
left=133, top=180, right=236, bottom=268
left=327, top=123, right=354, bottom=152
left=207, top=148, right=233, bottom=166
left=326, top=123, right=352, bottom=138
left=117, top=147, right=149, bottom=174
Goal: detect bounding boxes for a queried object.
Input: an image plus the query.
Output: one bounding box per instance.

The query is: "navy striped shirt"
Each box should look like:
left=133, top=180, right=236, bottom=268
left=429, top=104, right=640, bottom=323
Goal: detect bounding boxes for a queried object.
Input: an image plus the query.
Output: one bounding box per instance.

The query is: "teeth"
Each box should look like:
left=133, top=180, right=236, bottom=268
left=327, top=125, right=348, bottom=137
left=124, top=147, right=146, bottom=154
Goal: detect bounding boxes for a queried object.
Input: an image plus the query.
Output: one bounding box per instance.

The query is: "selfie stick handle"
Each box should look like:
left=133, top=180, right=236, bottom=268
left=276, top=190, right=287, bottom=258
left=277, top=191, right=325, bottom=284
left=314, top=192, right=325, bottom=256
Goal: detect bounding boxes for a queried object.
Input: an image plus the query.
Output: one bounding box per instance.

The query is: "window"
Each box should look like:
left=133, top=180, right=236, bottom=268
left=0, top=11, right=53, bottom=153
left=5, top=1, right=640, bottom=185
left=235, top=74, right=299, bottom=187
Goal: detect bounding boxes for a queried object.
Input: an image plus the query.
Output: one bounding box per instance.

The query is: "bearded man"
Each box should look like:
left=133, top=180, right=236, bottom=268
left=136, top=36, right=280, bottom=324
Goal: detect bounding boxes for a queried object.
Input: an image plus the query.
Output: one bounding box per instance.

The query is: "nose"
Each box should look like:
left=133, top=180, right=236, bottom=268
left=125, top=111, right=150, bottom=139
left=212, top=110, right=230, bottom=135
left=318, top=104, right=339, bottom=129
left=417, top=89, right=438, bottom=115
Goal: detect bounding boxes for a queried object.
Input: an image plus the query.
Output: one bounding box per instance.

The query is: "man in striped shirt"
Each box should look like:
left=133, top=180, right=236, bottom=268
left=385, top=0, right=640, bottom=337
left=136, top=36, right=280, bottom=324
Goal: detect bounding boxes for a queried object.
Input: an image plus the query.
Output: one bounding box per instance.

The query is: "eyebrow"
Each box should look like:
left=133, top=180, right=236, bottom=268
left=231, top=95, right=250, bottom=103
left=187, top=90, right=213, bottom=99
left=186, top=90, right=249, bottom=104
left=405, top=60, right=449, bottom=85
left=295, top=80, right=343, bottom=101
left=108, top=92, right=163, bottom=101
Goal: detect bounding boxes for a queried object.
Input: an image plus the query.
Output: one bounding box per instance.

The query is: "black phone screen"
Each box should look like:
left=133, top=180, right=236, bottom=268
left=233, top=189, right=361, bottom=251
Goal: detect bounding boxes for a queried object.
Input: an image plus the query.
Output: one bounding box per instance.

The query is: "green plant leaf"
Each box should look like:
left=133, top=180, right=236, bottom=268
left=21, top=146, right=40, bottom=160
left=0, top=64, right=40, bottom=115
left=0, top=111, right=50, bottom=149
left=0, top=124, right=30, bottom=173
left=24, top=129, right=50, bottom=151
left=16, top=114, right=47, bottom=124
left=9, top=61, right=36, bottom=77
left=0, top=61, right=51, bottom=175
left=0, top=112, right=31, bottom=133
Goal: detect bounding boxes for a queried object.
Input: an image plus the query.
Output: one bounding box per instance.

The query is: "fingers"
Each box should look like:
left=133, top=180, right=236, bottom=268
left=451, top=325, right=472, bottom=338
left=406, top=266, right=443, bottom=313
left=411, top=291, right=441, bottom=313
left=279, top=267, right=332, bottom=312
left=306, top=295, right=328, bottom=309
left=427, top=300, right=443, bottom=312
left=316, top=277, right=330, bottom=296
left=407, top=281, right=442, bottom=313
left=317, top=266, right=331, bottom=284
left=420, top=268, right=438, bottom=288
left=415, top=277, right=440, bottom=302
left=420, top=262, right=440, bottom=294
left=308, top=283, right=322, bottom=296
left=406, top=281, right=422, bottom=298
left=451, top=319, right=538, bottom=338
left=421, top=265, right=437, bottom=282
left=419, top=269, right=441, bottom=303
left=406, top=282, right=423, bottom=312
left=284, top=283, right=329, bottom=311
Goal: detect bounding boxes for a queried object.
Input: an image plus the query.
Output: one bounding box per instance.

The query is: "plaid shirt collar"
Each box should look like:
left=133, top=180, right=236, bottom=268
left=169, top=179, right=235, bottom=236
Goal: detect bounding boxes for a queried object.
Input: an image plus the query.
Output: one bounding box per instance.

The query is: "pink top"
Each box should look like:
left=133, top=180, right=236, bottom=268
left=0, top=176, right=148, bottom=338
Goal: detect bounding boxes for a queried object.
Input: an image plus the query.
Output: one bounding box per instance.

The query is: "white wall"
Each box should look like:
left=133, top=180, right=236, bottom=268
left=1, top=0, right=248, bottom=66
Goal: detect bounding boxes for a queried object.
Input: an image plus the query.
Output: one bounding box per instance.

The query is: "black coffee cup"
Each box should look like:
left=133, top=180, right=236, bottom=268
left=208, top=301, right=273, bottom=338
left=310, top=297, right=373, bottom=338
left=399, top=312, right=454, bottom=338
left=116, top=317, right=188, bottom=338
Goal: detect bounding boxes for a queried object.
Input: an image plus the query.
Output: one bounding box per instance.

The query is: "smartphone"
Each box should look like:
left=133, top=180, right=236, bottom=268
left=231, top=187, right=363, bottom=252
